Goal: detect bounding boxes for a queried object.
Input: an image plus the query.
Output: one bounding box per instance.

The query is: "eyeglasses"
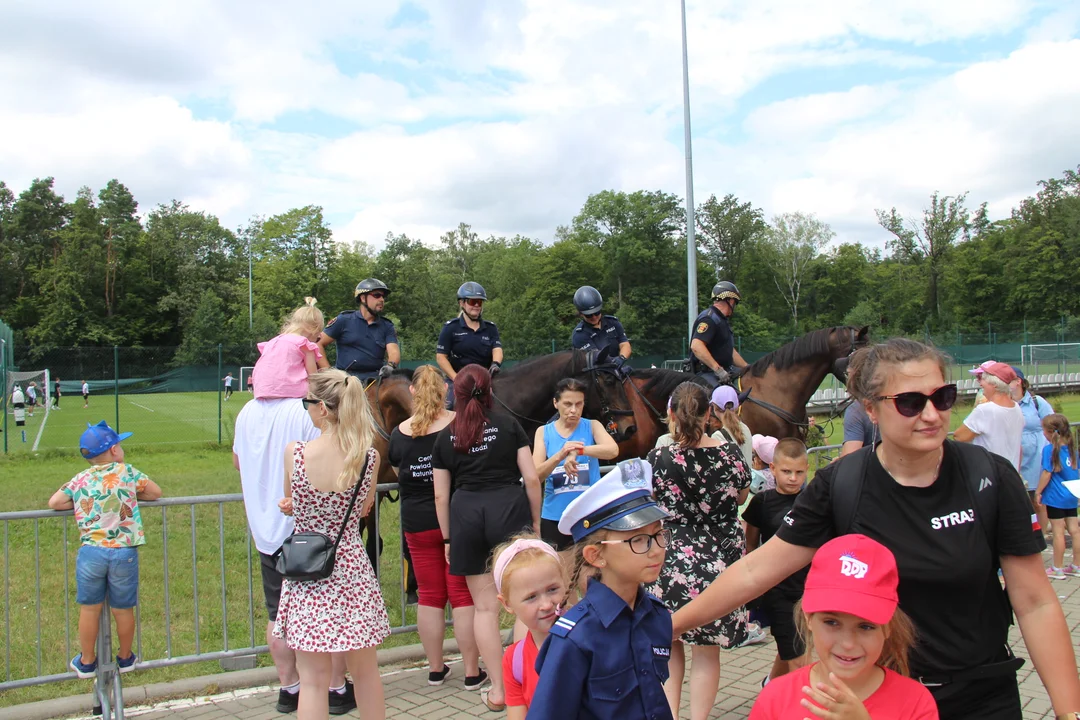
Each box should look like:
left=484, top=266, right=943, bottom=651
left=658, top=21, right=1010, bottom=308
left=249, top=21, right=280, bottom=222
left=301, top=397, right=323, bottom=410
left=874, top=384, right=957, bottom=417
left=583, top=312, right=601, bottom=319
left=600, top=527, right=671, bottom=555
left=464, top=298, right=484, bottom=307
left=367, top=292, right=386, bottom=299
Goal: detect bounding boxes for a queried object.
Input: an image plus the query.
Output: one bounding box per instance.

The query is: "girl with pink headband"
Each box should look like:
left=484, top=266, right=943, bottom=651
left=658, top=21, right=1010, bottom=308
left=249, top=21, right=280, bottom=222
left=491, top=534, right=566, bottom=718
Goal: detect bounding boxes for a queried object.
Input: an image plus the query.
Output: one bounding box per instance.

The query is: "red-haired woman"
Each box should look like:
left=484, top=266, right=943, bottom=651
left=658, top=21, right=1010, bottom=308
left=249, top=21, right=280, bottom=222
left=433, top=364, right=542, bottom=711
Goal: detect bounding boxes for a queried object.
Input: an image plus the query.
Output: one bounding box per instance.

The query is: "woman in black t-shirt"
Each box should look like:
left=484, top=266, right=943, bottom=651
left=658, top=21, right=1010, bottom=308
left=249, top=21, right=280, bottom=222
left=672, top=339, right=1080, bottom=720
left=387, top=365, right=481, bottom=689
left=432, top=364, right=541, bottom=711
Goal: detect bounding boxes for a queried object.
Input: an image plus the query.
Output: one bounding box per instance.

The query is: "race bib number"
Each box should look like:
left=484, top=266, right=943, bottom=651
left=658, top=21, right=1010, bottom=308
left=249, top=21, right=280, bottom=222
left=551, top=466, right=591, bottom=494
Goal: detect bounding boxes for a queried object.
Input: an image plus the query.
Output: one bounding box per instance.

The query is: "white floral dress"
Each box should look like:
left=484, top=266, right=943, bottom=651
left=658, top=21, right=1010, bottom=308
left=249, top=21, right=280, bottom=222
left=646, top=443, right=751, bottom=646
left=273, top=444, right=390, bottom=652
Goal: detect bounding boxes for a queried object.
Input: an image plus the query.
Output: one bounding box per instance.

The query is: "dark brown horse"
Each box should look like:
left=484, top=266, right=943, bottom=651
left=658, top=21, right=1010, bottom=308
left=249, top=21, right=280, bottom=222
left=615, top=326, right=870, bottom=455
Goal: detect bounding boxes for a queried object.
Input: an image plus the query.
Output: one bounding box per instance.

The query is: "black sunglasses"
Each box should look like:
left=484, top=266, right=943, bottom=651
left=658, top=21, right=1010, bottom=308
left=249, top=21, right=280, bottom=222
left=583, top=311, right=601, bottom=319
left=367, top=292, right=387, bottom=299
left=301, top=397, right=323, bottom=410
left=875, top=384, right=957, bottom=417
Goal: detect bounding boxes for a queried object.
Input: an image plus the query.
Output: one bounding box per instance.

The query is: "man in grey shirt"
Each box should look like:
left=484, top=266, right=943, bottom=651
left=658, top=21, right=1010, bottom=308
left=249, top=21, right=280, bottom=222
left=840, top=401, right=876, bottom=457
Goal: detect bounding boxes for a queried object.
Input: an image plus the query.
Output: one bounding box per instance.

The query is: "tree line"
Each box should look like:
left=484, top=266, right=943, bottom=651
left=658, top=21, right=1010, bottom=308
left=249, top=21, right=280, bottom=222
left=1, top=166, right=1078, bottom=367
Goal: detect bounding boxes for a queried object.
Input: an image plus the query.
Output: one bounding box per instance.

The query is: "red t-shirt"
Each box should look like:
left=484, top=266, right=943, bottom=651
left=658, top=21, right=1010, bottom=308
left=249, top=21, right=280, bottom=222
left=502, top=633, right=540, bottom=710
left=749, top=664, right=938, bottom=720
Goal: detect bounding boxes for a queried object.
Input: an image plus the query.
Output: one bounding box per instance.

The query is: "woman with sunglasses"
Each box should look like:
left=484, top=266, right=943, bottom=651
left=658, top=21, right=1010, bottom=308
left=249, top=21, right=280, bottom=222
left=570, top=285, right=632, bottom=374
left=317, top=278, right=400, bottom=382
left=671, top=339, right=1080, bottom=720
left=647, top=381, right=751, bottom=720
left=953, top=362, right=1025, bottom=470
left=436, top=282, right=503, bottom=386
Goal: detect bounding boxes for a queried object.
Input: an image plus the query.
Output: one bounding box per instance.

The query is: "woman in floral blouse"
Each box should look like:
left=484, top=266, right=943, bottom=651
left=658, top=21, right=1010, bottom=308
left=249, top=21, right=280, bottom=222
left=646, top=381, right=751, bottom=720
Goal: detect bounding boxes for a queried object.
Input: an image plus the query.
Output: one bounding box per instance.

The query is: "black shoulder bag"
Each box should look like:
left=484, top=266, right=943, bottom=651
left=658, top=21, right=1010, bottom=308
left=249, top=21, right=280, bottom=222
left=272, top=451, right=372, bottom=582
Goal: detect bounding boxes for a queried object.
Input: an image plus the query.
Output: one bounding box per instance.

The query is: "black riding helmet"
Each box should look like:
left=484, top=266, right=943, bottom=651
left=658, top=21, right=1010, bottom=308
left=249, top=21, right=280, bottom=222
left=355, top=278, right=390, bottom=299
left=711, top=281, right=741, bottom=303
left=573, top=286, right=603, bottom=315
left=457, top=282, right=488, bottom=301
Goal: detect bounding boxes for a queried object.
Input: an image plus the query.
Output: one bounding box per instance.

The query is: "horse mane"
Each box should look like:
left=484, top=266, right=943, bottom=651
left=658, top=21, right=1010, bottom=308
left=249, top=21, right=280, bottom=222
left=389, top=367, right=415, bottom=380
left=636, top=368, right=708, bottom=398
left=745, top=327, right=839, bottom=378
left=501, top=349, right=582, bottom=374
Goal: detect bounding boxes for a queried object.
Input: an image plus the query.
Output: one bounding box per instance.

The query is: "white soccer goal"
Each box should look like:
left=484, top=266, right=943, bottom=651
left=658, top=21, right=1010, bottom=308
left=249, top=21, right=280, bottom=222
left=5, top=368, right=50, bottom=449
left=239, top=366, right=256, bottom=393
left=1021, top=343, right=1080, bottom=365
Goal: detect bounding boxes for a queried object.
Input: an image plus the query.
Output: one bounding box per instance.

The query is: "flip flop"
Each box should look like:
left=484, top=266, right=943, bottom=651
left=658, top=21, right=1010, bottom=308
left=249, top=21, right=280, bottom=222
left=479, top=686, right=506, bottom=712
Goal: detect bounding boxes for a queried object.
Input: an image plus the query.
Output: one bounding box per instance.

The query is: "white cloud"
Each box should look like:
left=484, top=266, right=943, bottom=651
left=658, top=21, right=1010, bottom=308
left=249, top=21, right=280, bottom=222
left=0, top=0, right=1076, bottom=255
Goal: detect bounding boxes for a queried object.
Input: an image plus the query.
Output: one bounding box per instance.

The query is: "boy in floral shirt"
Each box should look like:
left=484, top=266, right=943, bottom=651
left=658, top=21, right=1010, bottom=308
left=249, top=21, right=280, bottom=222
left=48, top=421, right=162, bottom=678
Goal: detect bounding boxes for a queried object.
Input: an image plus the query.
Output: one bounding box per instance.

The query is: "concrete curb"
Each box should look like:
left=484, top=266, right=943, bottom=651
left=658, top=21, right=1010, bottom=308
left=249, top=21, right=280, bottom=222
left=0, top=639, right=460, bottom=720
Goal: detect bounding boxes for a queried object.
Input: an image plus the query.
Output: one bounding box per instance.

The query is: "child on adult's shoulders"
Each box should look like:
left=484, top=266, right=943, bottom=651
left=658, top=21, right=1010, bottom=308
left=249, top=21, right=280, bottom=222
left=48, top=421, right=161, bottom=679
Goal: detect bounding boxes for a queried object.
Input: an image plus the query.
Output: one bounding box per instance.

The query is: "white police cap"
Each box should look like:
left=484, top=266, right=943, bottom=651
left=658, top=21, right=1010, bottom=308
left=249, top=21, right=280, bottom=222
left=557, top=459, right=671, bottom=542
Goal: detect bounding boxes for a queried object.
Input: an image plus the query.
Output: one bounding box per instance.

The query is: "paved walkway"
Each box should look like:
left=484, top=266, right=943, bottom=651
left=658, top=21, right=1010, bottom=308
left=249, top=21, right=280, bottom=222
left=63, top=552, right=1079, bottom=720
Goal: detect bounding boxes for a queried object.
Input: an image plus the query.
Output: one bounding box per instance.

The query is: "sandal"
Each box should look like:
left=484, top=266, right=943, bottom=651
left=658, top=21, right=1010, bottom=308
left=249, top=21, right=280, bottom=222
left=480, top=686, right=506, bottom=712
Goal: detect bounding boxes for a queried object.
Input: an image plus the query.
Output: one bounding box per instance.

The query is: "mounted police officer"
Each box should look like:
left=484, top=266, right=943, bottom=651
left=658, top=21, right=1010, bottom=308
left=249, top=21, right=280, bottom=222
left=570, top=286, right=631, bottom=375
left=317, top=278, right=400, bottom=383
left=689, top=281, right=748, bottom=386
left=436, top=282, right=503, bottom=383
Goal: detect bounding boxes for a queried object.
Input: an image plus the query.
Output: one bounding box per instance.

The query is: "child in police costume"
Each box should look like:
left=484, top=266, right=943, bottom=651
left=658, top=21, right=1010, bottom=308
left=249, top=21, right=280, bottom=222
left=527, top=459, right=674, bottom=720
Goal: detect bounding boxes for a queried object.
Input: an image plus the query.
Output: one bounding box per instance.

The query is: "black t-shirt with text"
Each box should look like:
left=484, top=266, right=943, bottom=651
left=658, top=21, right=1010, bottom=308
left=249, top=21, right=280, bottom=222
left=432, top=410, right=530, bottom=491
left=387, top=428, right=440, bottom=534
left=776, top=443, right=1044, bottom=676
left=742, top=489, right=808, bottom=600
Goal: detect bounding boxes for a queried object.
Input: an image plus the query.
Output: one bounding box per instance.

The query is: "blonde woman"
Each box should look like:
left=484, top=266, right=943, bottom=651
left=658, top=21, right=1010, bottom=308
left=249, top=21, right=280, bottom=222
left=275, top=369, right=390, bottom=720
left=387, top=366, right=483, bottom=689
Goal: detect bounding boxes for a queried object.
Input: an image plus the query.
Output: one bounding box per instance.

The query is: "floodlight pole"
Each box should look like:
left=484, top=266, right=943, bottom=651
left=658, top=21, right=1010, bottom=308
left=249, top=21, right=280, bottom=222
left=248, top=233, right=253, bottom=330
left=681, top=0, right=699, bottom=340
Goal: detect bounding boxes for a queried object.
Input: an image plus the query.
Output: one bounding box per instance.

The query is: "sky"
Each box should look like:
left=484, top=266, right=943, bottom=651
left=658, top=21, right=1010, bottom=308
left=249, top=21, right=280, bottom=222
left=1, top=0, right=1079, bottom=250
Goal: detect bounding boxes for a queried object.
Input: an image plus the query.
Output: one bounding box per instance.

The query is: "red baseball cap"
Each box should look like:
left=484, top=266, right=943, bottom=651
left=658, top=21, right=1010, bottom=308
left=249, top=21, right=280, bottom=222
left=983, top=362, right=1017, bottom=385
left=802, top=534, right=899, bottom=625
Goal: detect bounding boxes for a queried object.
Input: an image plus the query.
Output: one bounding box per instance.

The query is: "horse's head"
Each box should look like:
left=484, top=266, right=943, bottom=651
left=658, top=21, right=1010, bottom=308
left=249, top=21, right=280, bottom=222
left=581, top=347, right=637, bottom=443
left=830, top=325, right=870, bottom=384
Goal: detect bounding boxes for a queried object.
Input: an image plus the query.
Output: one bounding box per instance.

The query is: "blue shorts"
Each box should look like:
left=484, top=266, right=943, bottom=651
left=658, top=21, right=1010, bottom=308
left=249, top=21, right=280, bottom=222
left=76, top=546, right=139, bottom=609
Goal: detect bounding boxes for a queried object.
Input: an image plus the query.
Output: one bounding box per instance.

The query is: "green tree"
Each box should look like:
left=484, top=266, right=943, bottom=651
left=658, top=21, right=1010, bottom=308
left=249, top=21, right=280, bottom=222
left=876, top=192, right=975, bottom=325
left=695, top=193, right=766, bottom=285
left=758, top=212, right=834, bottom=329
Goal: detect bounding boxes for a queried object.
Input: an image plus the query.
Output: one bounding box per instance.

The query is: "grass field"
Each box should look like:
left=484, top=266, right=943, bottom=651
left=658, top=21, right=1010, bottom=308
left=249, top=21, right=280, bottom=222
left=0, top=388, right=1077, bottom=707
left=2, top=390, right=249, bottom=455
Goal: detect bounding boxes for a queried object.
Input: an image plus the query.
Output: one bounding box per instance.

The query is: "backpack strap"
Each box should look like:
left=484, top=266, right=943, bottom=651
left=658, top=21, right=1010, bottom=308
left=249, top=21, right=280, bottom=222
left=511, top=639, right=526, bottom=684
left=830, top=445, right=874, bottom=534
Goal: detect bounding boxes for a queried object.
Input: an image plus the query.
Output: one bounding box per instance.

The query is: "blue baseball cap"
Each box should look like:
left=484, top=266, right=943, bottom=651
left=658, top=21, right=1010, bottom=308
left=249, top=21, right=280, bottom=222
left=1010, top=366, right=1025, bottom=381
left=79, top=420, right=133, bottom=459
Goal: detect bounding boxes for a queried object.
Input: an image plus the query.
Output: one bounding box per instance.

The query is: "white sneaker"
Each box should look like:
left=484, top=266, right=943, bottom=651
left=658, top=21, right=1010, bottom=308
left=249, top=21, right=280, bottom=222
left=736, top=623, right=768, bottom=647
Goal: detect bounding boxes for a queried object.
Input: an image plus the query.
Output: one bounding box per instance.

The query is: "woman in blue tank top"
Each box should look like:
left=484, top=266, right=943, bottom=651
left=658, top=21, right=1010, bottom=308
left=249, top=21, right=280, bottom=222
left=530, top=378, right=619, bottom=550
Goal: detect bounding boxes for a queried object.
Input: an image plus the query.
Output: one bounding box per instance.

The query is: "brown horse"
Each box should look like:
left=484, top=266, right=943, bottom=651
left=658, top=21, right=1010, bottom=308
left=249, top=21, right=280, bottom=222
left=614, top=326, right=870, bottom=456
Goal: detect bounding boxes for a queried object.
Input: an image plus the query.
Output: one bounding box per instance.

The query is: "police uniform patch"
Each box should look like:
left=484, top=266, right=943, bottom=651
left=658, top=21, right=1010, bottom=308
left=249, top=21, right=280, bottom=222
left=619, top=459, right=647, bottom=488
left=696, top=322, right=708, bottom=334
left=325, top=316, right=337, bottom=327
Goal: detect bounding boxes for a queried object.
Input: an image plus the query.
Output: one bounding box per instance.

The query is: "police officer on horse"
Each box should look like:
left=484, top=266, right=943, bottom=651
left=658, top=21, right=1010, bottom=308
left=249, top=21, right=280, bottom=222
left=570, top=286, right=631, bottom=375
left=317, top=278, right=400, bottom=382
left=690, top=281, right=748, bottom=386
left=436, top=282, right=503, bottom=381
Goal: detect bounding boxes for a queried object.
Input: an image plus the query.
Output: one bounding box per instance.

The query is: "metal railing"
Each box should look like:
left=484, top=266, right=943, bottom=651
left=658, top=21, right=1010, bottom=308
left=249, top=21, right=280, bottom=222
left=0, top=479, right=428, bottom=717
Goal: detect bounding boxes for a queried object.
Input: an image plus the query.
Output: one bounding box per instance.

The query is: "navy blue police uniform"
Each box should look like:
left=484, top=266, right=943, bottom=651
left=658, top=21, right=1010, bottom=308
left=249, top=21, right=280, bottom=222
left=323, top=310, right=398, bottom=380
left=570, top=315, right=628, bottom=356
left=527, top=459, right=674, bottom=720
left=690, top=306, right=735, bottom=377
left=436, top=316, right=501, bottom=372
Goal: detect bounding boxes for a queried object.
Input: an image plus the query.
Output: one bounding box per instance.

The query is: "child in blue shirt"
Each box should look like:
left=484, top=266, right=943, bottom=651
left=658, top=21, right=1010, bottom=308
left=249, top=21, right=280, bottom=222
left=528, top=460, right=673, bottom=720
left=1036, top=414, right=1080, bottom=579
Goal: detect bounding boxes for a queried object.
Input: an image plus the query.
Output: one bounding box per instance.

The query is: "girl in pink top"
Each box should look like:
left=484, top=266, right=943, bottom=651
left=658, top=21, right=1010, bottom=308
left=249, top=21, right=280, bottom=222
left=750, top=535, right=938, bottom=720
left=252, top=298, right=326, bottom=400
